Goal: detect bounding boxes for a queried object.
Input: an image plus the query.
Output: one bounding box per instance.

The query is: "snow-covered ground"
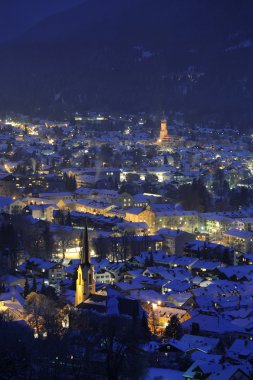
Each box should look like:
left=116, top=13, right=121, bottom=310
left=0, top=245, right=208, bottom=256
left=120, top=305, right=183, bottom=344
left=147, top=367, right=184, bottom=380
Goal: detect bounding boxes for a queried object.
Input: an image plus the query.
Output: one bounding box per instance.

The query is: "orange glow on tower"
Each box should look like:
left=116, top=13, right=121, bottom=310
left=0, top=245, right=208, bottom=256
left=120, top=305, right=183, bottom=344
left=158, top=119, right=169, bottom=144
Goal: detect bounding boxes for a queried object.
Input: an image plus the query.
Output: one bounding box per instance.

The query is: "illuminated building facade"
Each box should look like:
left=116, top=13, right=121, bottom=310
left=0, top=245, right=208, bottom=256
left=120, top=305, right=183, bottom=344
left=158, top=119, right=169, bottom=144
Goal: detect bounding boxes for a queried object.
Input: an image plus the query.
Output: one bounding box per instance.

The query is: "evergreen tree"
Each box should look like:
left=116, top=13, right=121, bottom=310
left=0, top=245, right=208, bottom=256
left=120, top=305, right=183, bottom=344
left=57, top=210, right=65, bottom=225
left=69, top=116, right=76, bottom=126
left=222, top=247, right=231, bottom=265
left=40, top=280, right=46, bottom=295
left=148, top=305, right=158, bottom=335
left=114, top=177, right=119, bottom=190
left=42, top=222, right=54, bottom=260
left=0, top=282, right=5, bottom=293
left=65, top=210, right=72, bottom=226
left=144, top=257, right=150, bottom=268
left=71, top=270, right=77, bottom=290
left=83, top=154, right=90, bottom=168
left=107, top=175, right=114, bottom=189
left=64, top=174, right=77, bottom=192
left=45, top=285, right=57, bottom=300
left=23, top=278, right=30, bottom=298
left=178, top=178, right=211, bottom=212
left=71, top=175, right=77, bottom=191
left=203, top=241, right=207, bottom=259
left=31, top=277, right=37, bottom=293
left=6, top=141, right=12, bottom=153
left=164, top=314, right=182, bottom=340
left=141, top=311, right=151, bottom=340
left=149, top=252, right=154, bottom=266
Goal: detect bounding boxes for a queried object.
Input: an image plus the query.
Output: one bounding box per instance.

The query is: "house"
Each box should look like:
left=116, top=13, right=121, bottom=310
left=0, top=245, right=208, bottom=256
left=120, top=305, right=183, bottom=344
left=0, top=173, right=19, bottom=197
left=162, top=280, right=193, bottom=294
left=38, top=192, right=73, bottom=202
left=183, top=362, right=250, bottom=380
left=123, top=269, right=143, bottom=282
left=0, top=196, right=13, bottom=213
left=191, top=260, right=223, bottom=277
left=112, top=221, right=149, bottom=235
left=24, top=204, right=57, bottom=222
left=159, top=334, right=219, bottom=356
left=217, top=266, right=253, bottom=281
left=240, top=253, right=253, bottom=265
left=143, top=266, right=171, bottom=280
left=133, top=194, right=150, bottom=208
left=18, top=258, right=65, bottom=283
left=205, top=367, right=250, bottom=380
left=105, top=262, right=126, bottom=282
left=227, top=339, right=253, bottom=362
left=0, top=298, right=24, bottom=321
left=155, top=210, right=199, bottom=234
left=106, top=288, right=142, bottom=318
left=115, top=192, right=133, bottom=209
left=166, top=292, right=195, bottom=308
left=168, top=256, right=199, bottom=270
left=201, top=213, right=233, bottom=236
left=9, top=199, right=26, bottom=214
left=182, top=313, right=247, bottom=339
left=148, top=304, right=191, bottom=334
left=74, top=198, right=116, bottom=215
left=223, top=228, right=253, bottom=254
left=128, top=254, right=148, bottom=268
left=95, top=268, right=115, bottom=284
left=157, top=228, right=195, bottom=256
left=184, top=240, right=234, bottom=264
left=125, top=207, right=155, bottom=229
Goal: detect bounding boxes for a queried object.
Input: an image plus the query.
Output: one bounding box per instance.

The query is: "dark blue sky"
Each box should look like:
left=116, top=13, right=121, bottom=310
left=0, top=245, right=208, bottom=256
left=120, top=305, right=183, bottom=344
left=0, top=0, right=83, bottom=42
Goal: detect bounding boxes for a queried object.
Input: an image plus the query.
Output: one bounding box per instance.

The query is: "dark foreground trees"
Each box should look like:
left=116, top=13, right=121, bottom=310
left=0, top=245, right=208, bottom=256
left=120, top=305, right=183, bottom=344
left=71, top=311, right=148, bottom=380
left=0, top=305, right=149, bottom=380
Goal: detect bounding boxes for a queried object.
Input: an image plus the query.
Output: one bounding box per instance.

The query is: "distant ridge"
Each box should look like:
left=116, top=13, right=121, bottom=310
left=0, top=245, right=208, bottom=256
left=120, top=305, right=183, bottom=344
left=0, top=0, right=253, bottom=126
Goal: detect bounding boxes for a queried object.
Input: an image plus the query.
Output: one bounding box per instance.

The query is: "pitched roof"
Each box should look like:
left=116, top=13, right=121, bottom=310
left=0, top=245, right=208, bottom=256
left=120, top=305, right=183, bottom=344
left=223, top=228, right=253, bottom=239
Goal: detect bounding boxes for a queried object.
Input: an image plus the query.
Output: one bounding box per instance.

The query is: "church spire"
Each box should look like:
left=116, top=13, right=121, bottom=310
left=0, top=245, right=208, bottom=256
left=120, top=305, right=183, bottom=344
left=81, top=219, right=90, bottom=265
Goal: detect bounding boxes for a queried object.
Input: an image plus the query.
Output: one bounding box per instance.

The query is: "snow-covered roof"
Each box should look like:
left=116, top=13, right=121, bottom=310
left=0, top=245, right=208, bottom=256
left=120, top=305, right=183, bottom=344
left=223, top=228, right=253, bottom=239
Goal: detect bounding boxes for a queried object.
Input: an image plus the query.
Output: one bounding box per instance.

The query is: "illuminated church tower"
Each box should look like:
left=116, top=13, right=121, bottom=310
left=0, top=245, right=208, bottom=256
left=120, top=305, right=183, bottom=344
left=75, top=222, right=95, bottom=306
left=158, top=119, right=170, bottom=144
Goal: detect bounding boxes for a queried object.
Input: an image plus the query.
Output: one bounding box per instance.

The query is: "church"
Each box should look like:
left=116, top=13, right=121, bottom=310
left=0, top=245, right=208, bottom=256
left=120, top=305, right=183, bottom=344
left=158, top=119, right=170, bottom=144
left=75, top=222, right=96, bottom=306
left=74, top=222, right=142, bottom=318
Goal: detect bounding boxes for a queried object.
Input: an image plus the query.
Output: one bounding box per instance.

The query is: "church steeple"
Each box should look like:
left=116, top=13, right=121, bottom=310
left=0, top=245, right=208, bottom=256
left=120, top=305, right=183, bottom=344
left=158, top=118, right=169, bottom=144
left=81, top=220, right=90, bottom=265
left=75, top=219, right=96, bottom=307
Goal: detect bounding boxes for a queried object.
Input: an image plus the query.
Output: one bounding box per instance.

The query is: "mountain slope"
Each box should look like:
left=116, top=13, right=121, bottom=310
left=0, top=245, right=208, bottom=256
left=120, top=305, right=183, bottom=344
left=0, top=0, right=84, bottom=43
left=1, top=0, right=253, bottom=125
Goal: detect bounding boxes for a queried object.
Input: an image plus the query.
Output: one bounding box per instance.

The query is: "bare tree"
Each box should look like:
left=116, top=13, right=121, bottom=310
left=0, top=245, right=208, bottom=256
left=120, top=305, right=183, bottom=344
left=24, top=292, right=66, bottom=338
left=54, top=228, right=77, bottom=261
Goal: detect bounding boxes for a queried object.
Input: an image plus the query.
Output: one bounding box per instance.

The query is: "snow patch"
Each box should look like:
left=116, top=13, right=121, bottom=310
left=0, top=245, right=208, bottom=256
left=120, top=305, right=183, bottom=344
left=226, top=39, right=253, bottom=52
left=54, top=92, right=61, bottom=101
